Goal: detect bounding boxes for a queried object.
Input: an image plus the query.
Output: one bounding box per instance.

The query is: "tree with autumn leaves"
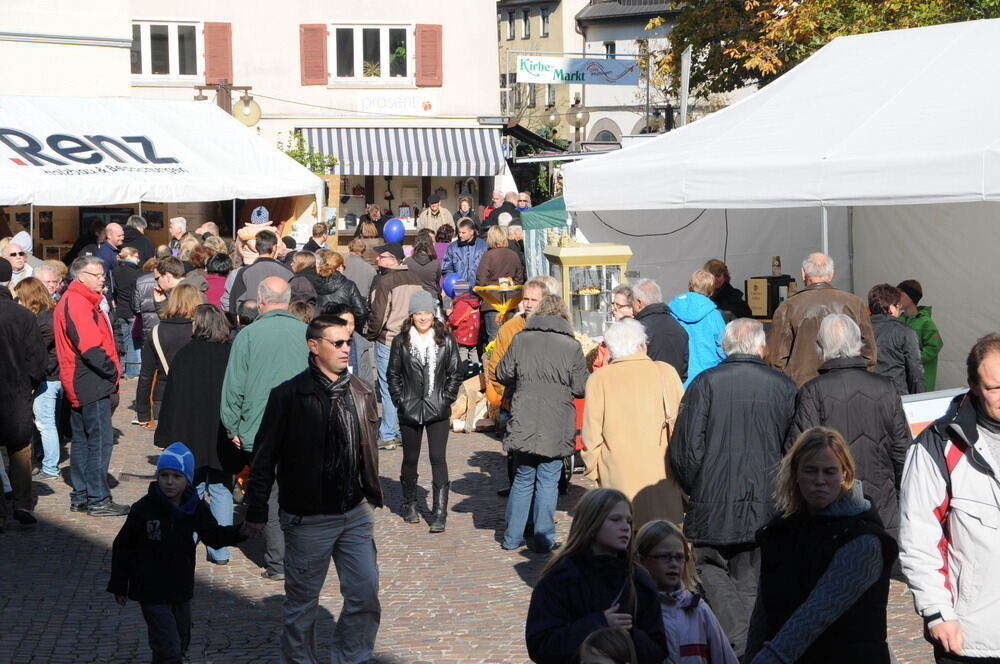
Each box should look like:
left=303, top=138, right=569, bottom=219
left=650, top=0, right=1000, bottom=98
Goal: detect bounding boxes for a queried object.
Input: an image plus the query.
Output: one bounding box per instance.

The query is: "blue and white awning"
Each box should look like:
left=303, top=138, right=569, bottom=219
left=299, top=127, right=504, bottom=177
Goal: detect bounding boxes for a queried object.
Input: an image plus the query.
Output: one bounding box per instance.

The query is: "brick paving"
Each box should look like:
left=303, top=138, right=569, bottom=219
left=2, top=380, right=934, bottom=663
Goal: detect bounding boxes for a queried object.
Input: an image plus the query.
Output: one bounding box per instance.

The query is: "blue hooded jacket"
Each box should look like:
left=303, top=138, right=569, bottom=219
left=668, top=291, right=726, bottom=387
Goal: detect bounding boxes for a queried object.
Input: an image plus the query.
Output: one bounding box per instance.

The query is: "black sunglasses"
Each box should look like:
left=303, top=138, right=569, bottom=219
left=319, top=337, right=352, bottom=349
left=7, top=251, right=25, bottom=257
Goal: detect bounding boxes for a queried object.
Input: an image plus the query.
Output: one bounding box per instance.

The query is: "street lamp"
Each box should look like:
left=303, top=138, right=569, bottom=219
left=569, top=105, right=590, bottom=150
left=545, top=109, right=560, bottom=129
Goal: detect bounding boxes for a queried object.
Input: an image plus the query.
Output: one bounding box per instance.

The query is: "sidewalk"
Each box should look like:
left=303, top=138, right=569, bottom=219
left=1, top=380, right=934, bottom=663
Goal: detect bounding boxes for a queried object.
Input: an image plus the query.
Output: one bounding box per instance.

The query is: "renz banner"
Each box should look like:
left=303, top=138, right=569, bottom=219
left=516, top=55, right=640, bottom=86
left=0, top=96, right=323, bottom=207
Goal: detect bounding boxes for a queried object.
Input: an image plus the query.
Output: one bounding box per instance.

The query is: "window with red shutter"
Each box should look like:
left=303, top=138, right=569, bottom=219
left=415, top=24, right=442, bottom=87
left=300, top=24, right=329, bottom=85
left=204, top=22, right=232, bottom=84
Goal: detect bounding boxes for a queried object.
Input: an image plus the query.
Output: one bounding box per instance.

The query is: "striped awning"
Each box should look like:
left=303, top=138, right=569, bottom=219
left=299, top=127, right=504, bottom=177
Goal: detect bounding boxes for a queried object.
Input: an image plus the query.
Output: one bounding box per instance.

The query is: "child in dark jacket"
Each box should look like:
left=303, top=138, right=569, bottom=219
left=526, top=488, right=669, bottom=664
left=108, top=443, right=244, bottom=663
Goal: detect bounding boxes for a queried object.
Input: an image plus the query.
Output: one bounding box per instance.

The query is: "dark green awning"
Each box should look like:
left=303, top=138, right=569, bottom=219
left=521, top=196, right=567, bottom=230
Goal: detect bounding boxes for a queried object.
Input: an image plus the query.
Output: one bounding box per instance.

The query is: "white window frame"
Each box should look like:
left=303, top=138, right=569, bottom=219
left=541, top=8, right=550, bottom=37
left=130, top=19, right=203, bottom=83
left=328, top=23, right=415, bottom=88
left=604, top=41, right=616, bottom=60
left=507, top=12, right=516, bottom=40
left=522, top=9, right=531, bottom=39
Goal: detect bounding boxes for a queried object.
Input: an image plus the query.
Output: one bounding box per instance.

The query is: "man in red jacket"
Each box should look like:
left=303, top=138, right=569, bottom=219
left=54, top=256, right=129, bottom=516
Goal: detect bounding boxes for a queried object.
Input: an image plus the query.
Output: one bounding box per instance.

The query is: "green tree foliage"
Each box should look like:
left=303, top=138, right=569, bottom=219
left=279, top=133, right=338, bottom=174
left=652, top=0, right=1000, bottom=96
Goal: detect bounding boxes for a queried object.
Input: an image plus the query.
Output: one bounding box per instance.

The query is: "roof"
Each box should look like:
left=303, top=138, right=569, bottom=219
left=564, top=19, right=1000, bottom=211
left=0, top=96, right=324, bottom=206
left=576, top=0, right=673, bottom=23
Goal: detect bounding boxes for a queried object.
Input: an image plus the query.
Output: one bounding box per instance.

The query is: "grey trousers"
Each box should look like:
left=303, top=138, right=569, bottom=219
left=351, top=332, right=374, bottom=388
left=265, top=481, right=285, bottom=575
left=140, top=601, right=191, bottom=664
left=694, top=543, right=760, bottom=658
left=280, top=502, right=380, bottom=664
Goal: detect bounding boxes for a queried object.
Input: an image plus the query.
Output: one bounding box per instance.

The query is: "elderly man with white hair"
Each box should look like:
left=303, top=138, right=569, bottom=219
left=767, top=252, right=876, bottom=386
left=582, top=318, right=685, bottom=530
left=3, top=241, right=32, bottom=287
left=787, top=313, right=910, bottom=540
left=670, top=318, right=797, bottom=657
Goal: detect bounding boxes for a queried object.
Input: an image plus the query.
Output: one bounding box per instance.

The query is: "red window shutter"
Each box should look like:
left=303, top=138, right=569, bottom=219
left=415, top=24, right=442, bottom=87
left=300, top=24, right=328, bottom=85
left=204, top=22, right=233, bottom=84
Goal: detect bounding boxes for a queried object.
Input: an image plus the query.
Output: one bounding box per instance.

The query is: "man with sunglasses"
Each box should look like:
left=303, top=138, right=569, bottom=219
left=53, top=256, right=127, bottom=516
left=244, top=313, right=382, bottom=663
left=3, top=242, right=32, bottom=288
left=222, top=276, right=308, bottom=583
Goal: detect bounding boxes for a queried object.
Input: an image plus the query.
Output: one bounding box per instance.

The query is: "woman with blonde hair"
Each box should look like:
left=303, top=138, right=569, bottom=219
left=300, top=248, right=369, bottom=326
left=635, top=520, right=737, bottom=664
left=744, top=427, right=897, bottom=664
left=356, top=220, right=381, bottom=266
left=526, top=488, right=668, bottom=664
left=14, top=278, right=62, bottom=479
left=668, top=269, right=726, bottom=387
left=476, top=225, right=525, bottom=340
left=134, top=283, right=203, bottom=428
left=177, top=234, right=201, bottom=263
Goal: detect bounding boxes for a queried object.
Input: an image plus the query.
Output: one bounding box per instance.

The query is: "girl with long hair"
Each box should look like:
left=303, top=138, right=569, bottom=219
left=635, top=521, right=737, bottom=664
left=744, top=427, right=897, bottom=664
left=526, top=488, right=668, bottom=664
left=580, top=627, right=638, bottom=664
left=387, top=290, right=462, bottom=533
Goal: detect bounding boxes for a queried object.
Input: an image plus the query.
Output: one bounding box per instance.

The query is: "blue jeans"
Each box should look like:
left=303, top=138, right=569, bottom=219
left=375, top=341, right=399, bottom=442
left=33, top=380, right=63, bottom=476
left=196, top=480, right=234, bottom=562
left=116, top=317, right=141, bottom=378
left=483, top=310, right=500, bottom=341
left=69, top=397, right=114, bottom=507
left=503, top=452, right=562, bottom=551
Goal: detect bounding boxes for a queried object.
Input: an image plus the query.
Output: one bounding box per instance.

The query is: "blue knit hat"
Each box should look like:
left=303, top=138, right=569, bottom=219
left=157, top=443, right=194, bottom=483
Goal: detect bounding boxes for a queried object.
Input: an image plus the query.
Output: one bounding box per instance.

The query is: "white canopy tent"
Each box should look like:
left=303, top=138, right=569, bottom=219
left=0, top=96, right=324, bottom=206
left=563, top=19, right=1000, bottom=388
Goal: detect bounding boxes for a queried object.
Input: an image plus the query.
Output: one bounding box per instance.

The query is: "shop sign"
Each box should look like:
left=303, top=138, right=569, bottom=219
left=357, top=91, right=439, bottom=117
left=516, top=56, right=639, bottom=86
left=0, top=128, right=179, bottom=167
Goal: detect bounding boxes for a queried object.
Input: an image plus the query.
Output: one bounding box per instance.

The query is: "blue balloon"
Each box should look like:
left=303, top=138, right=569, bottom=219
left=383, top=218, right=405, bottom=243
left=442, top=273, right=461, bottom=299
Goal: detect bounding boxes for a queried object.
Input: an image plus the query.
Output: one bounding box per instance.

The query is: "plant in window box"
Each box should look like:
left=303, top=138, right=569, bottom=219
left=390, top=45, right=407, bottom=76
left=363, top=61, right=381, bottom=77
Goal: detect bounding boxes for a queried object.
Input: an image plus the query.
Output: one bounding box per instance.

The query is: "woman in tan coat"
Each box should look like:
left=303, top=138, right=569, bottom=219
left=582, top=317, right=685, bottom=529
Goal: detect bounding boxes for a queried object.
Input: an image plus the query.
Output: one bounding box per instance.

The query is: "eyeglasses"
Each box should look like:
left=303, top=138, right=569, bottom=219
left=517, top=200, right=529, bottom=204
left=319, top=337, right=352, bottom=349
left=644, top=553, right=687, bottom=563
left=80, top=271, right=106, bottom=280
left=6, top=251, right=25, bottom=257
left=611, top=301, right=633, bottom=310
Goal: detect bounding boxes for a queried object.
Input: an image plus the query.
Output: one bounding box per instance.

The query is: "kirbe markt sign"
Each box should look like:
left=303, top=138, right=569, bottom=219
left=516, top=56, right=639, bottom=86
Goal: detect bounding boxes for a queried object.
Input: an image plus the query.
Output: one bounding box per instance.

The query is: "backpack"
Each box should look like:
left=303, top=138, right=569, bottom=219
left=447, top=292, right=481, bottom=346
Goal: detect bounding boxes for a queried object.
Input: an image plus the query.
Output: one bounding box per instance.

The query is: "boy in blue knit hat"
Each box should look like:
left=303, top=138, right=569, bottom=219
left=108, top=442, right=245, bottom=662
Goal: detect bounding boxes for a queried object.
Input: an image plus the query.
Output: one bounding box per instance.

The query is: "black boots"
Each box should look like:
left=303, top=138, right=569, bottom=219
left=429, top=482, right=449, bottom=533
left=400, top=476, right=420, bottom=524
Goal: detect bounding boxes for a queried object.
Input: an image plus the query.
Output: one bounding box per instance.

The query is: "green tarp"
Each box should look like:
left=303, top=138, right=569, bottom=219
left=520, top=196, right=568, bottom=230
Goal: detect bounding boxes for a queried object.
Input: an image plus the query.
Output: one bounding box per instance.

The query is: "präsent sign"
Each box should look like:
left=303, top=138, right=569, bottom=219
left=516, top=56, right=639, bottom=86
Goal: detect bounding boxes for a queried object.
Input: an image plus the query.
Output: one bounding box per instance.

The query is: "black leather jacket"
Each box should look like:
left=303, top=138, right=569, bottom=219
left=387, top=330, right=462, bottom=426
left=301, top=269, right=370, bottom=329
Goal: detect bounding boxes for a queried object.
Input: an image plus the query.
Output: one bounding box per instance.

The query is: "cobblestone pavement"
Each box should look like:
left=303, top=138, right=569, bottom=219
left=2, top=381, right=934, bottom=663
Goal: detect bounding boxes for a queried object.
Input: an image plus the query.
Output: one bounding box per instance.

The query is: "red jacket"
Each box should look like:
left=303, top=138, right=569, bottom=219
left=54, top=280, right=120, bottom=407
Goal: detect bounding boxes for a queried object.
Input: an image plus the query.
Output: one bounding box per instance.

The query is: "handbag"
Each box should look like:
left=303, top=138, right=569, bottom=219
left=151, top=325, right=170, bottom=374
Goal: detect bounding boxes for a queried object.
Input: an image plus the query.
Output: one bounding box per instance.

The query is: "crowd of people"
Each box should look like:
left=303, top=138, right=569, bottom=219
left=2, top=198, right=992, bottom=664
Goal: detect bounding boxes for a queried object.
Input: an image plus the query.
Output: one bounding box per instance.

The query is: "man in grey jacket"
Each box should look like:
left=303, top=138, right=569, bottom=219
left=344, top=238, right=377, bottom=385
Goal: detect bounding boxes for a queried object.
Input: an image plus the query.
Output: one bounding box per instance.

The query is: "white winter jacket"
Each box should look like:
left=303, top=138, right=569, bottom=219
left=899, top=393, right=1000, bottom=658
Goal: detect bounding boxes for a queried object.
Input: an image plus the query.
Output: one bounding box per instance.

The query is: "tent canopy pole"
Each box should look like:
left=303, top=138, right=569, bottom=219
left=821, top=206, right=829, bottom=255
left=29, top=203, right=34, bottom=241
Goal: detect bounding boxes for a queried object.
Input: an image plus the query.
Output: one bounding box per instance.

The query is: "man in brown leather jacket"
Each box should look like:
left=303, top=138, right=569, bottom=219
left=767, top=252, right=876, bottom=386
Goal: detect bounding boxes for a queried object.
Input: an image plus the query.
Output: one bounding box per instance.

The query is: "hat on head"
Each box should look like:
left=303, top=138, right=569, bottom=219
left=0, top=258, right=11, bottom=283
left=896, top=280, right=923, bottom=305
left=427, top=194, right=441, bottom=204
left=374, top=242, right=404, bottom=261
left=157, top=442, right=194, bottom=483
left=408, top=289, right=436, bottom=316
left=250, top=206, right=270, bottom=224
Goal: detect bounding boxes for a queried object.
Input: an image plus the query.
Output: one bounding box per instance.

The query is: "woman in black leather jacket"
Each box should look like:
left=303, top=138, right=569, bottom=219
left=310, top=249, right=369, bottom=330
left=387, top=290, right=462, bottom=533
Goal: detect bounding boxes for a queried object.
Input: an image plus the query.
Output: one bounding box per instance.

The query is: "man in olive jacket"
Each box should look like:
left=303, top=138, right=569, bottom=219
left=767, top=252, right=876, bottom=386
left=221, top=277, right=308, bottom=581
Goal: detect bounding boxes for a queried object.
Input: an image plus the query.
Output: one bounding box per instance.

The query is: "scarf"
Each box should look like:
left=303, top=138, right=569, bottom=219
left=309, top=357, right=363, bottom=513
left=456, top=236, right=476, bottom=248
left=151, top=483, right=200, bottom=517
left=408, top=326, right=438, bottom=396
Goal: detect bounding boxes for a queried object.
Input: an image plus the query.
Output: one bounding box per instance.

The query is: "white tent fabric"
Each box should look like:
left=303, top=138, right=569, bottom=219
left=0, top=96, right=324, bottom=206
left=564, top=19, right=1000, bottom=211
